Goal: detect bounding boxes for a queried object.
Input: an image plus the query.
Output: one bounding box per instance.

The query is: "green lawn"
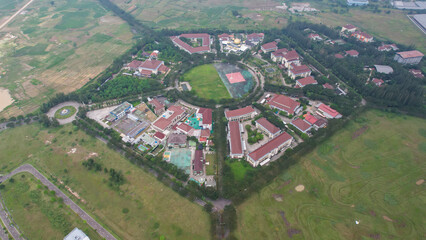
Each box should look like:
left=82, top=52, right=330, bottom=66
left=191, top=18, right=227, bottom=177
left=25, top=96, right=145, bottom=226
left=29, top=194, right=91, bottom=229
left=54, top=106, right=77, bottom=119
left=205, top=154, right=217, bottom=176
left=0, top=173, right=102, bottom=240
left=0, top=124, right=211, bottom=240
left=228, top=160, right=253, bottom=182
left=236, top=110, right=426, bottom=239
left=183, top=64, right=231, bottom=101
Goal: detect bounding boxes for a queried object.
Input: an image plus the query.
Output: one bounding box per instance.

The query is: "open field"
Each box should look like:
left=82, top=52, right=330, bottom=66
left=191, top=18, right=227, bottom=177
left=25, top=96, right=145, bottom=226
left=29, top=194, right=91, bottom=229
left=183, top=64, right=231, bottom=101
left=0, top=0, right=133, bottom=118
left=0, top=124, right=211, bottom=239
left=236, top=110, right=426, bottom=239
left=306, top=8, right=426, bottom=53
left=112, top=0, right=289, bottom=30
left=1, top=173, right=102, bottom=240
left=0, top=0, right=25, bottom=19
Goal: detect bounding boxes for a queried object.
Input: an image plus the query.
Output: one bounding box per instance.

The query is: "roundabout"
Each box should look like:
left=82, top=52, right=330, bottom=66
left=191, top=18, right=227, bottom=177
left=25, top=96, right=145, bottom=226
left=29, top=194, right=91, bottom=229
left=47, top=101, right=81, bottom=125
left=54, top=106, right=77, bottom=119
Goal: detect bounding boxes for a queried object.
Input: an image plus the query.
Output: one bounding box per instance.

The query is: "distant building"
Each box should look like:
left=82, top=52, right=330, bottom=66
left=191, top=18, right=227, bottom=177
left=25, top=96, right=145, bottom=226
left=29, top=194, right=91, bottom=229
left=323, top=83, right=334, bottom=90
left=341, top=24, right=357, bottom=33
left=148, top=98, right=165, bottom=115
left=374, top=65, right=394, bottom=74
left=393, top=1, right=426, bottom=10
left=351, top=31, right=373, bottom=43
left=290, top=118, right=312, bottom=133
left=394, top=50, right=424, bottom=64
left=152, top=105, right=185, bottom=132
left=192, top=149, right=205, bottom=175
left=246, top=33, right=265, bottom=44
left=372, top=78, right=384, bottom=87
left=225, top=106, right=257, bottom=121
left=167, top=133, right=187, bottom=148
left=64, top=228, right=90, bottom=240
left=247, top=132, right=293, bottom=167
left=138, top=59, right=168, bottom=75
left=345, top=50, right=359, bottom=57
left=409, top=69, right=424, bottom=78
left=288, top=64, right=311, bottom=79
left=335, top=53, right=344, bottom=59
left=255, top=117, right=281, bottom=138
left=281, top=50, right=300, bottom=68
left=271, top=48, right=288, bottom=62
left=197, top=108, right=213, bottom=130
left=170, top=33, right=211, bottom=54
left=176, top=123, right=194, bottom=135
left=106, top=102, right=133, bottom=122
left=347, top=0, right=369, bottom=6
left=261, top=41, right=278, bottom=53
left=317, top=103, right=342, bottom=119
left=308, top=33, right=322, bottom=41
left=153, top=131, right=166, bottom=142
left=227, top=121, right=245, bottom=158
left=295, top=76, right=317, bottom=88
left=378, top=43, right=398, bottom=52
left=268, top=94, right=301, bottom=115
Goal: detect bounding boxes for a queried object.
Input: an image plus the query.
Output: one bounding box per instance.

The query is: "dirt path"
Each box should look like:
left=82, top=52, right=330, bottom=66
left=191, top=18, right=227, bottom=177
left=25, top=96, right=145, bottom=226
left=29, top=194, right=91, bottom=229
left=0, top=164, right=117, bottom=240
left=0, top=0, right=35, bottom=31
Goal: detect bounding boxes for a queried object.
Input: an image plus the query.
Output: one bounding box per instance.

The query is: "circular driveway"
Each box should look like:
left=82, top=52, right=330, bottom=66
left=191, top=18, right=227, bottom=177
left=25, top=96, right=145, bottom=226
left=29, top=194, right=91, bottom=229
left=47, top=101, right=82, bottom=125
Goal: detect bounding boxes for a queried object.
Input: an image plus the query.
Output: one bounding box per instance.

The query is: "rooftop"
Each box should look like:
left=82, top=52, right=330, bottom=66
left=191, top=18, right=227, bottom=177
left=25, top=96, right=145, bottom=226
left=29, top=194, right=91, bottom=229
left=343, top=24, right=356, bottom=30
left=153, top=131, right=166, bottom=140
left=139, top=59, right=163, bottom=70
left=374, top=65, right=394, bottom=74
left=396, top=50, right=424, bottom=59
left=345, top=50, right=359, bottom=56
left=296, top=76, right=317, bottom=87
left=291, top=118, right=311, bottom=132
left=193, top=150, right=204, bottom=172
left=318, top=103, right=341, bottom=118
left=282, top=50, right=300, bottom=61
left=268, top=94, right=300, bottom=115
left=304, top=113, right=318, bottom=125
left=261, top=41, right=277, bottom=50
left=256, top=117, right=280, bottom=135
left=225, top=106, right=256, bottom=119
left=111, top=102, right=132, bottom=116
left=248, top=132, right=293, bottom=162
left=64, top=228, right=89, bottom=240
left=323, top=83, right=334, bottom=89
left=290, top=64, right=311, bottom=75
left=149, top=98, right=164, bottom=111
left=228, top=121, right=243, bottom=155
left=199, top=108, right=213, bottom=125
left=168, top=133, right=187, bottom=145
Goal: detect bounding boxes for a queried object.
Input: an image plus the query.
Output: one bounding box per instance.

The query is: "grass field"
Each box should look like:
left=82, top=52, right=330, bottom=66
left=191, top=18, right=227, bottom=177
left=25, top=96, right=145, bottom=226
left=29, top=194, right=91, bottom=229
left=227, top=160, right=253, bottom=182
left=1, top=173, right=102, bottom=240
left=0, top=0, right=133, bottom=118
left=183, top=64, right=231, bottom=101
left=236, top=110, right=426, bottom=239
left=205, top=154, right=217, bottom=176
left=0, top=124, right=211, bottom=240
left=54, top=106, right=77, bottom=119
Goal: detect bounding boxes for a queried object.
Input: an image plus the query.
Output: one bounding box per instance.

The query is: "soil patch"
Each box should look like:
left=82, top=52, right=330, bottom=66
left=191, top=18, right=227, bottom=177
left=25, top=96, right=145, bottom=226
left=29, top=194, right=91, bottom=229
left=383, top=216, right=393, bottom=222
left=416, top=179, right=424, bottom=185
left=295, top=185, right=305, bottom=192
left=0, top=88, right=13, bottom=112
left=273, top=194, right=283, bottom=202
left=352, top=125, right=368, bottom=139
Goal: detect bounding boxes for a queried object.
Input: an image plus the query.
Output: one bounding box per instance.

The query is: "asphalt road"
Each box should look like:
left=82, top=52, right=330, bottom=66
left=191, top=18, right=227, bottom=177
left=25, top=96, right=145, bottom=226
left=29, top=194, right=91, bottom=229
left=0, top=164, right=117, bottom=240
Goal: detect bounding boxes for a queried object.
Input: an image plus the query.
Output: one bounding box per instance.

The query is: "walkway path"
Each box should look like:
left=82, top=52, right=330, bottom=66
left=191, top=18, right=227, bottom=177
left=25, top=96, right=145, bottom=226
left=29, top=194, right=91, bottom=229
left=0, top=0, right=35, bottom=31
left=0, top=164, right=117, bottom=240
left=46, top=101, right=81, bottom=125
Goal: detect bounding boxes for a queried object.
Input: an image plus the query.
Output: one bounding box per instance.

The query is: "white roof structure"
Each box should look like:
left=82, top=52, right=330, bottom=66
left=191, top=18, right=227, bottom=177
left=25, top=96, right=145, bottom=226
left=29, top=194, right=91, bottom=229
left=64, top=228, right=90, bottom=240
left=374, top=65, right=394, bottom=74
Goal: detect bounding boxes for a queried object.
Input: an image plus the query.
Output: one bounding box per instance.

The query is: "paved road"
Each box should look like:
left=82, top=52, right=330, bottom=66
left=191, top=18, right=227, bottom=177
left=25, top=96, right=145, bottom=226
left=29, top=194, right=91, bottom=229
left=0, top=164, right=117, bottom=240
left=46, top=101, right=82, bottom=125
left=0, top=0, right=35, bottom=30
left=0, top=199, right=23, bottom=240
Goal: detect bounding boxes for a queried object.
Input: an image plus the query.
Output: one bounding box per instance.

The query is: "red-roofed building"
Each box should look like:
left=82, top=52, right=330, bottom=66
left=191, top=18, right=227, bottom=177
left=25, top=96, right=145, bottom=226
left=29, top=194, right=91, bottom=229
left=288, top=64, right=311, bottom=79
left=345, top=50, right=359, bottom=57
left=255, top=117, right=281, bottom=138
left=170, top=33, right=211, bottom=54
left=176, top=123, right=194, bottom=135
left=394, top=50, right=424, bottom=64
left=409, top=69, right=424, bottom=78
left=150, top=50, right=159, bottom=59
left=304, top=113, right=318, bottom=125
left=225, top=106, right=257, bottom=121
left=308, top=33, right=322, bottom=41
left=290, top=118, right=312, bottom=133
left=197, top=108, right=213, bottom=130
left=317, top=103, right=342, bottom=119
left=378, top=44, right=398, bottom=52
left=261, top=41, right=278, bottom=53
left=247, top=33, right=264, bottom=44
left=282, top=50, right=300, bottom=68
left=227, top=121, right=244, bottom=158
left=335, top=53, right=344, bottom=59
left=127, top=60, right=143, bottom=70
left=192, top=150, right=205, bottom=175
left=296, top=76, right=318, bottom=88
left=200, top=129, right=211, bottom=138
left=153, top=131, right=166, bottom=142
left=271, top=48, right=288, bottom=62
left=323, top=83, right=334, bottom=90
left=247, top=132, right=293, bottom=167
left=371, top=78, right=384, bottom=87
left=148, top=98, right=165, bottom=115
left=152, top=105, right=185, bottom=132
left=351, top=31, right=373, bottom=43
left=218, top=33, right=234, bottom=41
left=268, top=94, right=301, bottom=115
left=341, top=24, right=357, bottom=33
left=138, top=59, right=166, bottom=75
left=313, top=118, right=327, bottom=129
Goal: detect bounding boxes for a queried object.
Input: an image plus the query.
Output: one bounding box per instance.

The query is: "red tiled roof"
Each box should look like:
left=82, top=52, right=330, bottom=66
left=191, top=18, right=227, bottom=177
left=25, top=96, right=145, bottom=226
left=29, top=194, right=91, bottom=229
left=177, top=123, right=193, bottom=133
left=345, top=50, right=359, bottom=56
left=153, top=118, right=171, bottom=131
left=269, top=94, right=300, bottom=115
left=225, top=106, right=256, bottom=119
left=261, top=41, right=277, bottom=51
left=323, top=83, right=334, bottom=89
left=335, top=53, right=344, bottom=59
left=128, top=60, right=143, bottom=69
left=170, top=34, right=211, bottom=54
left=248, top=132, right=292, bottom=162
left=353, top=31, right=373, bottom=39
left=296, top=76, right=317, bottom=87
left=149, top=98, right=164, bottom=110
left=271, top=48, right=288, bottom=58
left=158, top=64, right=169, bottom=73
left=247, top=33, right=264, bottom=39
left=343, top=24, right=356, bottom=30
left=199, top=108, right=212, bottom=125
left=256, top=117, right=280, bottom=135
left=139, top=59, right=163, bottom=71
left=200, top=129, right=211, bottom=138
left=154, top=131, right=166, bottom=140
left=318, top=104, right=341, bottom=118
left=396, top=50, right=424, bottom=59
left=228, top=121, right=243, bottom=155
left=314, top=118, right=327, bottom=128
left=291, top=118, right=311, bottom=132
left=141, top=69, right=152, bottom=75
left=290, top=64, right=311, bottom=75
left=282, top=50, right=299, bottom=61
left=153, top=105, right=184, bottom=130
left=218, top=33, right=233, bottom=39
left=372, top=78, right=384, bottom=86
left=304, top=113, right=318, bottom=125
left=308, top=33, right=320, bottom=38
left=193, top=150, right=204, bottom=172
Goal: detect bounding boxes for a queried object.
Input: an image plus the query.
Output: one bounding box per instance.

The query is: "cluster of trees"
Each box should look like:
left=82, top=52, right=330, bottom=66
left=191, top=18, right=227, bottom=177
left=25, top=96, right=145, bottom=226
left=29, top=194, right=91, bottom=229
left=245, top=125, right=264, bottom=144
left=108, top=168, right=125, bottom=188
left=82, top=158, right=102, bottom=172
left=252, top=103, right=286, bottom=129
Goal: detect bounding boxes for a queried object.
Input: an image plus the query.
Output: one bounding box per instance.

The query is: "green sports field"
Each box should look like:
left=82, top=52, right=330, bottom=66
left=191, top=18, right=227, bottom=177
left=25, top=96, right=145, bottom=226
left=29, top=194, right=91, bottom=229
left=0, top=124, right=210, bottom=240
left=236, top=110, right=426, bottom=239
left=183, top=64, right=231, bottom=101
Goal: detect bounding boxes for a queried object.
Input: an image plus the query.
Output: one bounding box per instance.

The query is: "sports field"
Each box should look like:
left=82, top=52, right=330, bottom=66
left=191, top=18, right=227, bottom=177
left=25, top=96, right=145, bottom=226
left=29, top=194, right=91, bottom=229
left=0, top=124, right=210, bottom=240
left=0, top=0, right=133, bottom=117
left=183, top=64, right=231, bottom=101
left=1, top=173, right=102, bottom=240
left=236, top=110, right=426, bottom=239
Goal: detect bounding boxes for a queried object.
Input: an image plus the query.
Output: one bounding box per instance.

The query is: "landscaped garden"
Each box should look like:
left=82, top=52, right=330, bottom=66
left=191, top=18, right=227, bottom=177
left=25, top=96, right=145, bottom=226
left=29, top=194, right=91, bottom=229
left=54, top=106, right=77, bottom=119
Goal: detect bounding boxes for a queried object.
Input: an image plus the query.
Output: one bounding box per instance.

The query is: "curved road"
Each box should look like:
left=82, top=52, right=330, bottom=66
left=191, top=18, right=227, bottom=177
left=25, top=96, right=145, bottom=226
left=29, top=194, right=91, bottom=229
left=0, top=164, right=117, bottom=240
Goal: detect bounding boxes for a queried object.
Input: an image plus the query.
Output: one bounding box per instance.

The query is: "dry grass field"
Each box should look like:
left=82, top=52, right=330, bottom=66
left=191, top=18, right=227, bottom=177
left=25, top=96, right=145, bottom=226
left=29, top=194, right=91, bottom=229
left=0, top=0, right=133, bottom=118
